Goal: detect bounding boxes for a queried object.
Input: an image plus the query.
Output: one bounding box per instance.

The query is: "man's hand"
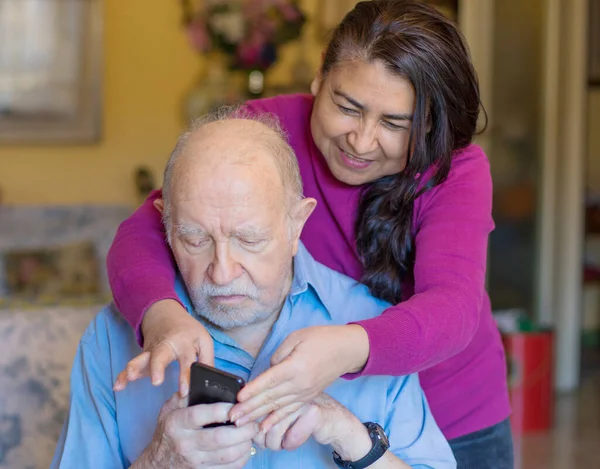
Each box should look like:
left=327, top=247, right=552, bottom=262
left=231, top=325, right=369, bottom=431
left=252, top=394, right=411, bottom=469
left=113, top=299, right=214, bottom=397
left=253, top=394, right=371, bottom=460
left=133, top=394, right=259, bottom=469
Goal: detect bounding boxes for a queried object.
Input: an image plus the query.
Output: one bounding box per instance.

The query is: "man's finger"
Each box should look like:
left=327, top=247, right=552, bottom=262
left=282, top=405, right=320, bottom=451
left=149, top=342, right=178, bottom=386
left=236, top=364, right=293, bottom=403
left=159, top=392, right=188, bottom=419
left=265, top=410, right=302, bottom=451
left=199, top=441, right=253, bottom=467
left=260, top=401, right=304, bottom=433
left=202, top=422, right=260, bottom=450
left=182, top=402, right=234, bottom=429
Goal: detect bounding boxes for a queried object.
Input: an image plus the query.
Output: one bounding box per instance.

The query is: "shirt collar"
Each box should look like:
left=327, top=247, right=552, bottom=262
left=290, top=242, right=335, bottom=318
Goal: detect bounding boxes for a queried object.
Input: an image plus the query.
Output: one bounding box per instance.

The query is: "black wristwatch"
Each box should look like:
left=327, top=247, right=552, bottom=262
left=333, top=422, right=390, bottom=469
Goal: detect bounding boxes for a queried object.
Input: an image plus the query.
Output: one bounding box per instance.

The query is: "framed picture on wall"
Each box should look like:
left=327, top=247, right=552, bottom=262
left=590, top=0, right=600, bottom=85
left=0, top=0, right=103, bottom=143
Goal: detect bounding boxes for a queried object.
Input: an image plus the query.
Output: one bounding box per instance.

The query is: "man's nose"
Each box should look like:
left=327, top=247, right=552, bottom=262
left=208, top=242, right=243, bottom=285
left=347, top=121, right=378, bottom=155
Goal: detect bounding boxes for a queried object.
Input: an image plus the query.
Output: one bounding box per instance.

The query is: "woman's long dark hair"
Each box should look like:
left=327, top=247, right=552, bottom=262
left=321, top=0, right=483, bottom=304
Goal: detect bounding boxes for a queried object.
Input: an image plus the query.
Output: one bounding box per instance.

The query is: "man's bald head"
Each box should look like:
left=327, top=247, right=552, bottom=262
left=162, top=108, right=303, bottom=232
left=156, top=109, right=317, bottom=332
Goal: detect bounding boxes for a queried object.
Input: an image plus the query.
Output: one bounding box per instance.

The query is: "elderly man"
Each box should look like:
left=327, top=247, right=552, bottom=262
left=51, top=111, right=455, bottom=469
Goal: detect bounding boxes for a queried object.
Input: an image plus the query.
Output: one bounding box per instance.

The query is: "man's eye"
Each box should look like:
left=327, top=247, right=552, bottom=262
left=241, top=239, right=261, bottom=246
left=240, top=239, right=265, bottom=249
left=186, top=238, right=209, bottom=248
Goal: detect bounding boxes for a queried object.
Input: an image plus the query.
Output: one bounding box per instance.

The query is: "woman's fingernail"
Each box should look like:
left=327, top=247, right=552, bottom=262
left=236, top=416, right=248, bottom=426
left=180, top=383, right=189, bottom=397
left=151, top=374, right=160, bottom=385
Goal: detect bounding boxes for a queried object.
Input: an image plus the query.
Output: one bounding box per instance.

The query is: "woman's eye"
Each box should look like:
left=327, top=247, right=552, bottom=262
left=382, top=120, right=407, bottom=131
left=338, top=105, right=359, bottom=116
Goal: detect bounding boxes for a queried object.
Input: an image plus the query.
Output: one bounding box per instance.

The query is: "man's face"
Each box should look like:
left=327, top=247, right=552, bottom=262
left=164, top=123, right=302, bottom=330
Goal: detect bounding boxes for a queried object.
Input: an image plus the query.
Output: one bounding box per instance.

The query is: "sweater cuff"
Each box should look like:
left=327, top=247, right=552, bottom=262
left=342, top=307, right=424, bottom=379
left=113, top=272, right=184, bottom=348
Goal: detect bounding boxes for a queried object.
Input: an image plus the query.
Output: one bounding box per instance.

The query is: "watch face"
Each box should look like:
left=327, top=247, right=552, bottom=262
left=368, top=422, right=390, bottom=448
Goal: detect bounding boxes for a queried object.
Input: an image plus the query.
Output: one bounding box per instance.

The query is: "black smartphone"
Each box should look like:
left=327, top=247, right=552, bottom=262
left=188, top=363, right=246, bottom=428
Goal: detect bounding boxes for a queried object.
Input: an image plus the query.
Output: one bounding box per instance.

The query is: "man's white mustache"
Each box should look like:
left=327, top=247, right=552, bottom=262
left=191, top=282, right=261, bottom=299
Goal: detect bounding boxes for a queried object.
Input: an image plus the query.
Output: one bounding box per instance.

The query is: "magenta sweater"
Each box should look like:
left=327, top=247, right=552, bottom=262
left=107, top=94, right=510, bottom=439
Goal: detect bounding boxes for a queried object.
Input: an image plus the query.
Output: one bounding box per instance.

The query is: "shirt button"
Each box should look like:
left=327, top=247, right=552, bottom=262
left=250, top=446, right=257, bottom=457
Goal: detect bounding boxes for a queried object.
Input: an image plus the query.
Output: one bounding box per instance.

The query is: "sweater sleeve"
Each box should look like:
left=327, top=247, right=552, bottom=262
left=349, top=149, right=494, bottom=377
left=106, top=189, right=182, bottom=346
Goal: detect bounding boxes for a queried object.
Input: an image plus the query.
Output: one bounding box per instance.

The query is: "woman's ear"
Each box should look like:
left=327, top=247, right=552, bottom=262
left=311, top=50, right=326, bottom=97
left=310, top=72, right=323, bottom=97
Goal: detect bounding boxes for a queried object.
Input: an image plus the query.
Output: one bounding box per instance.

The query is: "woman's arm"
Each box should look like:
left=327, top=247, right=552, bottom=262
left=107, top=189, right=182, bottom=345
left=230, top=147, right=493, bottom=429
left=350, top=149, right=493, bottom=376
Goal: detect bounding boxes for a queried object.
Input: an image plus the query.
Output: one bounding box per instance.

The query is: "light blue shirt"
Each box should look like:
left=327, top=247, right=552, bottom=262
left=51, top=243, right=456, bottom=468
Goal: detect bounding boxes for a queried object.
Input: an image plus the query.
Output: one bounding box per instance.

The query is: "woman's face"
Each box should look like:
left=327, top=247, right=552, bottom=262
left=310, top=58, right=415, bottom=186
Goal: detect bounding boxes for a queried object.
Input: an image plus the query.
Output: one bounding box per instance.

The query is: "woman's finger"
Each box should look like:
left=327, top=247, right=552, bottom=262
left=232, top=381, right=297, bottom=424
left=177, top=351, right=198, bottom=397
left=236, top=361, right=295, bottom=403
left=149, top=341, right=178, bottom=385
left=196, top=333, right=215, bottom=367
left=269, top=331, right=302, bottom=366
left=234, top=393, right=302, bottom=428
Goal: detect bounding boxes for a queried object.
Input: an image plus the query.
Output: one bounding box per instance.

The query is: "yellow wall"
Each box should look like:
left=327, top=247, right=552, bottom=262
left=0, top=0, right=199, bottom=206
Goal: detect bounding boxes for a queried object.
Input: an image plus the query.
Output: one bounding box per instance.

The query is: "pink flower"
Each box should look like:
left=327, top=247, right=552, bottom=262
left=186, top=20, right=211, bottom=53
left=276, top=3, right=301, bottom=22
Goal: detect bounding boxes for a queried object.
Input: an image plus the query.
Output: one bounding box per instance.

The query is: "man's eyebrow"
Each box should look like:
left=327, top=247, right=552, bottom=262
left=333, top=90, right=413, bottom=121
left=174, top=224, right=206, bottom=237
left=231, top=227, right=270, bottom=238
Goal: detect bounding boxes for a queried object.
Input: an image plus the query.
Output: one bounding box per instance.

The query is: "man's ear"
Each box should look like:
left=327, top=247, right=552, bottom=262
left=153, top=198, right=165, bottom=215
left=289, top=197, right=317, bottom=255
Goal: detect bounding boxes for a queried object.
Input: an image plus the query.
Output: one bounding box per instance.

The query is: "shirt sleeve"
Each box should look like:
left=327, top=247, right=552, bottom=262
left=384, top=374, right=456, bottom=468
left=106, top=189, right=183, bottom=346
left=50, top=333, right=126, bottom=469
left=349, top=150, right=493, bottom=377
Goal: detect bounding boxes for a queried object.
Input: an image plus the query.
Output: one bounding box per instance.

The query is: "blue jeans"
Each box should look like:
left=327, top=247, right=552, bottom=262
left=448, top=419, right=514, bottom=469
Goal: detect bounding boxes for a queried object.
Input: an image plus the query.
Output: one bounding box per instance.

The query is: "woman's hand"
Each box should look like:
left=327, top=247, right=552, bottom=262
left=113, top=299, right=214, bottom=397
left=230, top=324, right=369, bottom=431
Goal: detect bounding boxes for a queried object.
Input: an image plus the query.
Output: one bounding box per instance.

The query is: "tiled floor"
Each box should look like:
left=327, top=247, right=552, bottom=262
left=515, top=369, right=600, bottom=468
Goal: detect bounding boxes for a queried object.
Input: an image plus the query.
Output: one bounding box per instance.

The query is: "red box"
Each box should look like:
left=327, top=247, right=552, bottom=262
left=502, top=331, right=554, bottom=433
